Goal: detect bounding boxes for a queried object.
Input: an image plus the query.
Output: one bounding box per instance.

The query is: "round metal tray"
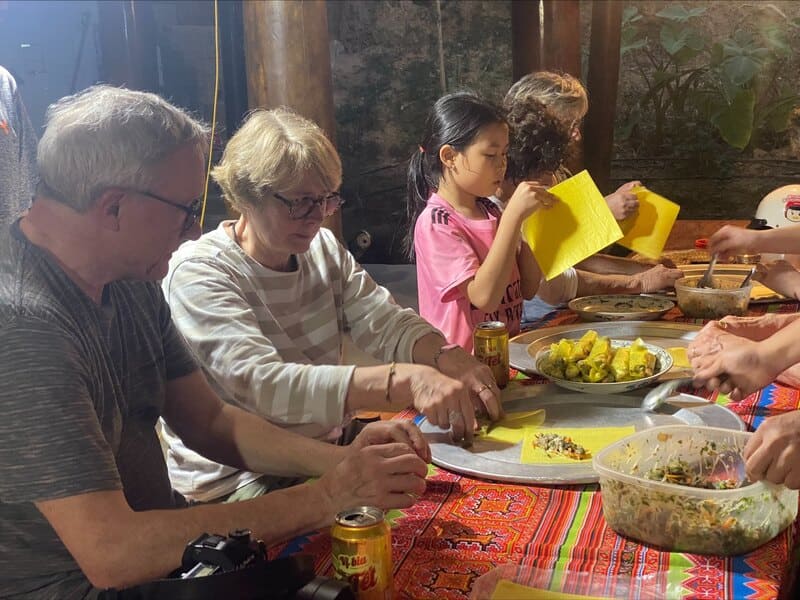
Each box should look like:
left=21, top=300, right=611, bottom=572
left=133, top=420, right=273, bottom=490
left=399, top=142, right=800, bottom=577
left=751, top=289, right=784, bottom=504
left=419, top=386, right=745, bottom=485
left=568, top=294, right=675, bottom=322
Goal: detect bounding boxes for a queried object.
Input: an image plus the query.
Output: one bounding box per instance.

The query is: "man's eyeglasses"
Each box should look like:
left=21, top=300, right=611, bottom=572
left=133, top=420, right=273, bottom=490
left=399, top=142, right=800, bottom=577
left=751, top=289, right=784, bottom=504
left=272, top=191, right=345, bottom=220
left=128, top=189, right=203, bottom=234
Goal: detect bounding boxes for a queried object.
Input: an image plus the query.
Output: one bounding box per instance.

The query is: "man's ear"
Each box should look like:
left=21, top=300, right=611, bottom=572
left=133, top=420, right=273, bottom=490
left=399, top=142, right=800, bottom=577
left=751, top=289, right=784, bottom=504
left=439, top=144, right=457, bottom=170
left=94, top=189, right=125, bottom=232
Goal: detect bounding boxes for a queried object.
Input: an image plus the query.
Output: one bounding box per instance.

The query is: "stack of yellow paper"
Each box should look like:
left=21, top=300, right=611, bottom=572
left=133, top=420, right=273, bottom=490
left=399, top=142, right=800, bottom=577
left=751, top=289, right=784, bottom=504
left=521, top=170, right=622, bottom=281
left=617, top=186, right=681, bottom=260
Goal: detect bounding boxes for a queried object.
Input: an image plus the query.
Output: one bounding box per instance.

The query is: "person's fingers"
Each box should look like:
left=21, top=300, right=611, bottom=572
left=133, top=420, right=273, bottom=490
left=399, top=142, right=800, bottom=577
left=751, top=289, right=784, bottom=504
left=745, top=444, right=772, bottom=482
left=742, top=431, right=762, bottom=461
left=477, top=381, right=502, bottom=421
left=448, top=406, right=466, bottom=441
left=400, top=422, right=431, bottom=462
left=456, top=391, right=475, bottom=445
left=764, top=447, right=791, bottom=485
left=430, top=399, right=449, bottom=430
left=378, top=448, right=429, bottom=478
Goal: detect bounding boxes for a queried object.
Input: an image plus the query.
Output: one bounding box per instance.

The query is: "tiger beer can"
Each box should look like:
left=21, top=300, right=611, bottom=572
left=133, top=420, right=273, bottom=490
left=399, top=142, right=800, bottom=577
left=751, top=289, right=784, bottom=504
left=331, top=506, right=393, bottom=599
left=473, top=321, right=510, bottom=388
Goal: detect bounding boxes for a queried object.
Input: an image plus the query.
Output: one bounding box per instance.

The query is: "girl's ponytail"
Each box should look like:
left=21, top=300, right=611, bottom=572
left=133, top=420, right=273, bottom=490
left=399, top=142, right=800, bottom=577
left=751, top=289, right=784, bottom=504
left=404, top=147, right=432, bottom=261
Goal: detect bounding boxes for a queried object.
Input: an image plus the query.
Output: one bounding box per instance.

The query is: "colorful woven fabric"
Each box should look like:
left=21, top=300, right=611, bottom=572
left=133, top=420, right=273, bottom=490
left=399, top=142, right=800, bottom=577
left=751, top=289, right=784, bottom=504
left=272, top=302, right=800, bottom=599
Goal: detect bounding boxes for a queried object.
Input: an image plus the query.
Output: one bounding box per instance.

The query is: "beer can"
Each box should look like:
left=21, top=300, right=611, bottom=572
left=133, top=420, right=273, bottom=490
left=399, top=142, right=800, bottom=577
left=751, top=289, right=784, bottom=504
left=331, top=506, right=393, bottom=599
left=473, top=321, right=509, bottom=388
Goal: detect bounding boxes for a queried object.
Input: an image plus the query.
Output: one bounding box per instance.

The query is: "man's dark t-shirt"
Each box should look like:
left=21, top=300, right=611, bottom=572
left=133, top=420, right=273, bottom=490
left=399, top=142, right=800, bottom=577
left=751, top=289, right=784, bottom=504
left=0, top=221, right=197, bottom=598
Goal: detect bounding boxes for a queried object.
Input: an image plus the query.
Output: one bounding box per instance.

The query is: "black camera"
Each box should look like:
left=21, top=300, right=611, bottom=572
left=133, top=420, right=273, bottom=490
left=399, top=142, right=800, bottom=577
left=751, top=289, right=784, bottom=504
left=101, top=530, right=354, bottom=600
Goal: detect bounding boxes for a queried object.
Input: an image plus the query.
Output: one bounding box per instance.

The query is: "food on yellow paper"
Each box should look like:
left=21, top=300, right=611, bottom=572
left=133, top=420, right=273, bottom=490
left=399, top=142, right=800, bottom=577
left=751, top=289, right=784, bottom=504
left=667, top=347, right=691, bottom=368
left=537, top=331, right=658, bottom=384
left=533, top=432, right=591, bottom=460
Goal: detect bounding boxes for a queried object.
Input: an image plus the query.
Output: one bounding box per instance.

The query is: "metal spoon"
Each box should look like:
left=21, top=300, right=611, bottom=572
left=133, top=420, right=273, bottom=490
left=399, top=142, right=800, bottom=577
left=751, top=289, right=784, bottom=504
left=641, top=377, right=697, bottom=411
left=697, top=254, right=718, bottom=289
left=739, top=266, right=756, bottom=288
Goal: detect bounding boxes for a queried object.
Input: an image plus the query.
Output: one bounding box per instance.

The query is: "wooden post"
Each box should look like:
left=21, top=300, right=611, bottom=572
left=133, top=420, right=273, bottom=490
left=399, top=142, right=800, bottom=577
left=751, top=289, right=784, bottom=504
left=241, top=0, right=342, bottom=238
left=583, top=0, right=623, bottom=194
left=511, top=1, right=541, bottom=82
left=97, top=0, right=158, bottom=91
left=541, top=0, right=581, bottom=77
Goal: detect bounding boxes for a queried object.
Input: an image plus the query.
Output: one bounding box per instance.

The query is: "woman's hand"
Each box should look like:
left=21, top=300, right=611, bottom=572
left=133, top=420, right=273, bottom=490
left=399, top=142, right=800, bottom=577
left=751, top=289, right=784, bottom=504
left=434, top=345, right=503, bottom=422
left=504, top=181, right=558, bottom=222
left=709, top=313, right=797, bottom=342
left=631, top=264, right=683, bottom=292
left=744, top=411, right=800, bottom=489
left=605, top=180, right=640, bottom=221
left=391, top=364, right=477, bottom=444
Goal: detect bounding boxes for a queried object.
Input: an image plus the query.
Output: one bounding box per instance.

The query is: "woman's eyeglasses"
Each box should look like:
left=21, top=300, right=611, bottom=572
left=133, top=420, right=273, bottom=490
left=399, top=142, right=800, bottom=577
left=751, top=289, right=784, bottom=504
left=272, top=191, right=345, bottom=220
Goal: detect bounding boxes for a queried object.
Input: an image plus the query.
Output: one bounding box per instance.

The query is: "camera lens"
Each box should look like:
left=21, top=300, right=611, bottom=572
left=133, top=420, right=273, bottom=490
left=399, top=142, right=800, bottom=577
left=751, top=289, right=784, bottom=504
left=294, top=576, right=355, bottom=600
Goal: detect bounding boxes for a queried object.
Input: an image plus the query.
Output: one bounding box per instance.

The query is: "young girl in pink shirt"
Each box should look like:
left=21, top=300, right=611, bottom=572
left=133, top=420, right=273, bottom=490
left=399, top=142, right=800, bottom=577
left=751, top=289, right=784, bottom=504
left=406, top=92, right=556, bottom=352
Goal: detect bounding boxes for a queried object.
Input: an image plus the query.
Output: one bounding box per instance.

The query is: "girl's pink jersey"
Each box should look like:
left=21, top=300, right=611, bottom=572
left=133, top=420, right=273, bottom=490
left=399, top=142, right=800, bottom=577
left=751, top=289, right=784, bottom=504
left=414, top=193, right=522, bottom=352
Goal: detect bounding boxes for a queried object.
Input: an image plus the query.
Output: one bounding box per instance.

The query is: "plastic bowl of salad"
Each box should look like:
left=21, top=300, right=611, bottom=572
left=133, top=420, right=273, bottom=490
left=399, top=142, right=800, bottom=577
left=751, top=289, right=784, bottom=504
left=594, top=425, right=798, bottom=555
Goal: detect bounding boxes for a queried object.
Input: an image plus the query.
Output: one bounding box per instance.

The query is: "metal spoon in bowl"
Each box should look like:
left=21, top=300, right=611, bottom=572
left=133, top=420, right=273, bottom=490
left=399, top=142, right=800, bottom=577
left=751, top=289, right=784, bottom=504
left=641, top=377, right=695, bottom=411
left=697, top=254, right=718, bottom=289
left=739, top=265, right=757, bottom=288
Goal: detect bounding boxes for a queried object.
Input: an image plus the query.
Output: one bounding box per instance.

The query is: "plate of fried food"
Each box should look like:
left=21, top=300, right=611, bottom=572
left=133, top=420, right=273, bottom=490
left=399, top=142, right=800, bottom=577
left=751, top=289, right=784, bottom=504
left=534, top=329, right=673, bottom=394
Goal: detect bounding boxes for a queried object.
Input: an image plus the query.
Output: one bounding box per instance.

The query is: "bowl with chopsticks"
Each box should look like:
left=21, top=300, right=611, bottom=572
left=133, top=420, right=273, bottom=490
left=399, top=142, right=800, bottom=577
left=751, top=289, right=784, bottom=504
left=674, top=275, right=752, bottom=320
left=534, top=331, right=673, bottom=394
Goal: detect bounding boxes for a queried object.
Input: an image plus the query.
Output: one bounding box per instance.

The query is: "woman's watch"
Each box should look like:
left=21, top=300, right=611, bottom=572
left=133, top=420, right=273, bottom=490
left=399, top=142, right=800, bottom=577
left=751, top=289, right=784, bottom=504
left=433, top=343, right=461, bottom=370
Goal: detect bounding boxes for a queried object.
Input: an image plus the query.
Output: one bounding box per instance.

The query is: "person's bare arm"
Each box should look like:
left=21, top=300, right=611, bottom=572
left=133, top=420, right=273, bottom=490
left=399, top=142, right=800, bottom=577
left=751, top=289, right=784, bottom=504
left=574, top=265, right=683, bottom=296
left=575, top=254, right=650, bottom=275
left=710, top=224, right=800, bottom=257
left=36, top=438, right=425, bottom=590
left=163, top=370, right=346, bottom=477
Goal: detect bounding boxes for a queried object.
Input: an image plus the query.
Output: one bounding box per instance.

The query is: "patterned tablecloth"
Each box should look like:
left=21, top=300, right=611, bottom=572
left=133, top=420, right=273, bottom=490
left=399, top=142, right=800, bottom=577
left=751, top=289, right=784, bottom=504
left=272, top=302, right=800, bottom=599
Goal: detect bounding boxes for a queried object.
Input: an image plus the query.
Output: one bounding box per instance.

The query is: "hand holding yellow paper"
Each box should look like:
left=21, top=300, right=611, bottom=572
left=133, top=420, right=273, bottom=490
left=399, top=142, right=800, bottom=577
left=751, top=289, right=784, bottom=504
left=521, top=170, right=623, bottom=280
left=617, top=186, right=680, bottom=259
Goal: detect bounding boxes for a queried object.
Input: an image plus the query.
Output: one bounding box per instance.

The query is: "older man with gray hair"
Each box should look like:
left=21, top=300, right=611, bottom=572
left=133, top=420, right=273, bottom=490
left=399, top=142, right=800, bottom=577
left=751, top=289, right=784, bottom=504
left=0, top=85, right=429, bottom=598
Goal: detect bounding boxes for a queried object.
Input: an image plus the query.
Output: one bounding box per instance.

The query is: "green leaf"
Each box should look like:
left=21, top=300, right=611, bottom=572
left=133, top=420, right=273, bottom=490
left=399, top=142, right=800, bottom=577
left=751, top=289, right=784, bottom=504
left=622, top=6, right=642, bottom=25
left=709, top=43, right=724, bottom=66
left=722, top=55, right=761, bottom=85
left=715, top=89, right=756, bottom=149
left=656, top=4, right=707, bottom=22
left=761, top=95, right=800, bottom=132
left=660, top=23, right=688, bottom=54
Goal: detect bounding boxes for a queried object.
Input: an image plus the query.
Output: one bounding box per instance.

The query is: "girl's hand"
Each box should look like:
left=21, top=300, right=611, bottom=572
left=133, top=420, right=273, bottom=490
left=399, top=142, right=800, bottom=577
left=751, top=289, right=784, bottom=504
left=505, top=181, right=558, bottom=222
left=708, top=225, right=759, bottom=259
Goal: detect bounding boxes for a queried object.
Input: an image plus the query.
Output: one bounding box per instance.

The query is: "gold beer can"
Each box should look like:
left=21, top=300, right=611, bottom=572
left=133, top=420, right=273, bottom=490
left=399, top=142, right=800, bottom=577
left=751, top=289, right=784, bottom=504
left=473, top=321, right=509, bottom=388
left=331, top=506, right=393, bottom=599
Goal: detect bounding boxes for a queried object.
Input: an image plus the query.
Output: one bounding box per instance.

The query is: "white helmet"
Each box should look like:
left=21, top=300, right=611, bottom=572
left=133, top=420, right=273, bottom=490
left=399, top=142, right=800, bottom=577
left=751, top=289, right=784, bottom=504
left=753, top=184, right=800, bottom=229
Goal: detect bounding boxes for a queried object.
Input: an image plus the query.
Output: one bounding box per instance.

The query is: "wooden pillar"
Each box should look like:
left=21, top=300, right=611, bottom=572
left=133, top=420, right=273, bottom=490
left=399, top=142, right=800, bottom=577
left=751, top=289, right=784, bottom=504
left=541, top=0, right=581, bottom=77
left=583, top=0, right=623, bottom=194
left=242, top=0, right=341, bottom=238
left=97, top=0, right=158, bottom=91
left=511, top=1, right=541, bottom=82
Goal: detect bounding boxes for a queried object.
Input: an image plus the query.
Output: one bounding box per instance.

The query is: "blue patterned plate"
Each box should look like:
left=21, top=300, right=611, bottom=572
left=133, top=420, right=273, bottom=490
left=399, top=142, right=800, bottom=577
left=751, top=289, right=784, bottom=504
left=568, top=294, right=674, bottom=322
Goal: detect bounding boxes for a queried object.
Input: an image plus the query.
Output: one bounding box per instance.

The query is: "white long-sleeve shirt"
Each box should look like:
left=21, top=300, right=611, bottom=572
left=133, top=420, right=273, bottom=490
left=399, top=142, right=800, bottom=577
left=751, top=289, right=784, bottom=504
left=161, top=224, right=437, bottom=501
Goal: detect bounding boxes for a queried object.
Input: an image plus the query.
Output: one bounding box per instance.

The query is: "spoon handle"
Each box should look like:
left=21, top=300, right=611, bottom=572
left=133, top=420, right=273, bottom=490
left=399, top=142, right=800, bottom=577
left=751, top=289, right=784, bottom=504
left=740, top=266, right=756, bottom=288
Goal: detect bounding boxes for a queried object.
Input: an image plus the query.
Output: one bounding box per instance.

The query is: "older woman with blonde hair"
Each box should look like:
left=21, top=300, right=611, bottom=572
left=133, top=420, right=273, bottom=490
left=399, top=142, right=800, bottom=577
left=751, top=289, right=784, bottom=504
left=161, top=108, right=502, bottom=503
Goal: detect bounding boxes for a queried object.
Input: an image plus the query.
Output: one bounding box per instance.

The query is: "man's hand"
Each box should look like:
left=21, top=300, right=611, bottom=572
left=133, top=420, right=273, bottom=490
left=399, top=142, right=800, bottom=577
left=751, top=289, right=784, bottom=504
left=744, top=411, right=800, bottom=489
left=708, top=225, right=759, bottom=259
left=631, top=264, right=683, bottom=292
left=605, top=180, right=641, bottom=221
left=435, top=346, right=503, bottom=421
left=317, top=443, right=428, bottom=515
left=350, top=420, right=431, bottom=463
left=689, top=329, right=777, bottom=400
